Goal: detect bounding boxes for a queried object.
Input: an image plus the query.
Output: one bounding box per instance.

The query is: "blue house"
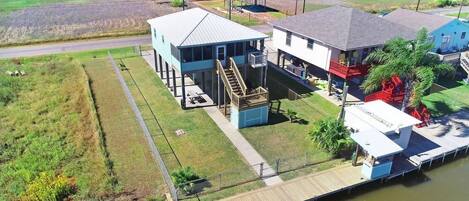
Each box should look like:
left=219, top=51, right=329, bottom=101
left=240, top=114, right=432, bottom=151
left=384, top=9, right=469, bottom=54
left=147, top=8, right=270, bottom=128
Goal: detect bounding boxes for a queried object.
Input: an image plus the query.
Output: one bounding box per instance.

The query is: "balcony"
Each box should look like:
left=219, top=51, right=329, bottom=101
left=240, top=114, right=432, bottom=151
left=329, top=59, right=370, bottom=80
left=248, top=51, right=268, bottom=68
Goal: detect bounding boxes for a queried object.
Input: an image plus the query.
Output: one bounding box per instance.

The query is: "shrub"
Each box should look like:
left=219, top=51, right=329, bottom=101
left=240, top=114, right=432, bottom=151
left=0, top=75, right=19, bottom=105
left=171, top=0, right=184, bottom=7
left=435, top=0, right=458, bottom=7
left=286, top=109, right=298, bottom=123
left=20, top=172, right=76, bottom=201
left=171, top=167, right=200, bottom=194
left=308, top=118, right=353, bottom=155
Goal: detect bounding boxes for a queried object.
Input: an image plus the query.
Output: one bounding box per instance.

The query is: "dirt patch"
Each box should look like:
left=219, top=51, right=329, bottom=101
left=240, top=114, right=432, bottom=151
left=0, top=0, right=179, bottom=46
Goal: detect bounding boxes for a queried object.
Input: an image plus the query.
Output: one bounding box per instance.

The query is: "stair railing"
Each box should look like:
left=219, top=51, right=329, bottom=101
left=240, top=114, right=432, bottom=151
left=216, top=59, right=235, bottom=100
left=229, top=58, right=247, bottom=95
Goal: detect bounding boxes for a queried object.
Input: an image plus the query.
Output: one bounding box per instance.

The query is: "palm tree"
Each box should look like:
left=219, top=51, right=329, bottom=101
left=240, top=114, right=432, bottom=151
left=362, top=28, right=455, bottom=111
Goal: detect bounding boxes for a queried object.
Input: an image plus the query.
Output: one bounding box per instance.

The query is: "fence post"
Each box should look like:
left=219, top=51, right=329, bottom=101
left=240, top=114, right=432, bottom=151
left=275, top=159, right=280, bottom=174
left=259, top=162, right=264, bottom=178
left=218, top=174, right=222, bottom=190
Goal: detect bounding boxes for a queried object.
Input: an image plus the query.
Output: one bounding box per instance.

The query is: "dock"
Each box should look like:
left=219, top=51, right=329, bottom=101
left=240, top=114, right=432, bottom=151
left=222, top=165, right=367, bottom=201
left=404, top=111, right=469, bottom=167
left=223, top=110, right=468, bottom=201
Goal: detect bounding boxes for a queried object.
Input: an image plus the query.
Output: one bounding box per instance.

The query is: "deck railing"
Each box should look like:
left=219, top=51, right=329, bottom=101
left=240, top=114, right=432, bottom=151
left=329, top=59, right=370, bottom=80
left=232, top=87, right=269, bottom=109
left=248, top=51, right=268, bottom=68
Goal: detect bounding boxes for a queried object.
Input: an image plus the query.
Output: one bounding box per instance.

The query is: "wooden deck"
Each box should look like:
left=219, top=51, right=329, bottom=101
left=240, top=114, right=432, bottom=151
left=404, top=110, right=469, bottom=165
left=222, top=165, right=367, bottom=201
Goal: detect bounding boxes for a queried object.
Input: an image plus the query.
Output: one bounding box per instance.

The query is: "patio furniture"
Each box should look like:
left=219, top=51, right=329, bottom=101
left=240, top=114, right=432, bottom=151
left=187, top=90, right=201, bottom=104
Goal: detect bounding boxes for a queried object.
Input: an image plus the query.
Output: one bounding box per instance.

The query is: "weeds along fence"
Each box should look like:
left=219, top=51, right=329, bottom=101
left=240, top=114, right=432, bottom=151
left=80, top=64, right=119, bottom=189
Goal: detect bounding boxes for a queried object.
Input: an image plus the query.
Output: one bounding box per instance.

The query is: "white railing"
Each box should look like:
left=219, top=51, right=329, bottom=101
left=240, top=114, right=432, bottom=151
left=248, top=51, right=268, bottom=68
left=429, top=52, right=461, bottom=62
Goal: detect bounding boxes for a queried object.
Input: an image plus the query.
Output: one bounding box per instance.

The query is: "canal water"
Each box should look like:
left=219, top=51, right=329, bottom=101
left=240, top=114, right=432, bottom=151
left=324, top=157, right=469, bottom=201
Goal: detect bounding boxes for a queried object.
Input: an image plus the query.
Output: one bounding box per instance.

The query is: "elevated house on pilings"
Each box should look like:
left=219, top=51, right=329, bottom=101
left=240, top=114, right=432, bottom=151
left=147, top=8, right=270, bottom=128
left=270, top=6, right=416, bottom=95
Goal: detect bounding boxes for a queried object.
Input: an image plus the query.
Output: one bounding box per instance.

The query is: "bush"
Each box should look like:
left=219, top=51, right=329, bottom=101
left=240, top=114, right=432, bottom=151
left=21, top=172, right=76, bottom=201
left=171, top=0, right=184, bottom=7
left=171, top=167, right=200, bottom=194
left=308, top=118, right=353, bottom=155
left=0, top=75, right=19, bottom=105
left=435, top=0, right=458, bottom=7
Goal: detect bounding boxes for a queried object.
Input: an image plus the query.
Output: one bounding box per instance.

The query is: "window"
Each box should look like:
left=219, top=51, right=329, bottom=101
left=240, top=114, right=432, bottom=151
left=162, top=35, right=165, bottom=43
left=203, top=46, right=212, bottom=60
left=182, top=48, right=193, bottom=63
left=153, top=29, right=156, bottom=38
left=286, top=31, right=292, bottom=46
left=171, top=44, right=180, bottom=61
left=193, top=47, right=202, bottom=61
left=307, top=39, right=314, bottom=49
left=227, top=43, right=235, bottom=57
left=462, top=32, right=466, bottom=39
left=235, top=42, right=244, bottom=56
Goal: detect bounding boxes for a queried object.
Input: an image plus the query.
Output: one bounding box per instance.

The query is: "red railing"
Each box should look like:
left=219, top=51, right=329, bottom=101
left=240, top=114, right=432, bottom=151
left=329, top=59, right=370, bottom=80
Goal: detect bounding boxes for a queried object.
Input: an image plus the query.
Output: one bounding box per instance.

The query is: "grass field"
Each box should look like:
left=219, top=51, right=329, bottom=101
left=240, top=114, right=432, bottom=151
left=0, top=1, right=177, bottom=47
left=423, top=81, right=469, bottom=117
left=240, top=68, right=344, bottom=180
left=117, top=55, right=263, bottom=199
left=346, top=0, right=436, bottom=11
left=0, top=0, right=88, bottom=13
left=82, top=56, right=166, bottom=199
left=0, top=56, right=112, bottom=200
left=447, top=12, right=469, bottom=19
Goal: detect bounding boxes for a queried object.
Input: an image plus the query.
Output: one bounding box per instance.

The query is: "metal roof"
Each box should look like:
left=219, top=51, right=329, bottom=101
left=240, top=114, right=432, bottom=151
left=383, top=9, right=454, bottom=32
left=346, top=100, right=421, bottom=135
left=147, top=8, right=267, bottom=47
left=270, top=6, right=416, bottom=51
left=351, top=130, right=403, bottom=158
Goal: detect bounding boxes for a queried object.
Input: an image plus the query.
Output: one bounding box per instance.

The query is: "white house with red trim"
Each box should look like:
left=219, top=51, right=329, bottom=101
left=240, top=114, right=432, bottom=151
left=270, top=6, right=416, bottom=84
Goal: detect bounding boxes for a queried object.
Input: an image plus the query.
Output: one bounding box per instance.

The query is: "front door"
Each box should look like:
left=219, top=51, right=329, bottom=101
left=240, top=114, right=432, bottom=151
left=216, top=45, right=226, bottom=66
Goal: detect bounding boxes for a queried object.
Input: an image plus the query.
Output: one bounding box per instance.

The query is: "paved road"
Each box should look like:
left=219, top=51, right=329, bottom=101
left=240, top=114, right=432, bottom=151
left=0, top=35, right=151, bottom=59
left=0, top=24, right=272, bottom=59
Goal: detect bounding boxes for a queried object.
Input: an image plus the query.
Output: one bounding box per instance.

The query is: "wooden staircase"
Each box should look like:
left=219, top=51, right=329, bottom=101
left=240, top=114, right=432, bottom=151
left=216, top=57, right=268, bottom=111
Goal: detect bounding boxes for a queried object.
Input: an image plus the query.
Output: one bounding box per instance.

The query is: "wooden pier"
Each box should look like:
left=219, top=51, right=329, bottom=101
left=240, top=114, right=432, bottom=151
left=404, top=111, right=469, bottom=167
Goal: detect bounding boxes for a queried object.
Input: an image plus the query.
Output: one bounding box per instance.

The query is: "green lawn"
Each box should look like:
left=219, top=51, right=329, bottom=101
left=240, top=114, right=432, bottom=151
left=346, top=0, right=435, bottom=12
left=447, top=12, right=469, bottom=19
left=117, top=56, right=264, bottom=200
left=0, top=0, right=88, bottom=13
left=82, top=57, right=166, bottom=199
left=0, top=56, right=111, bottom=199
left=303, top=3, right=330, bottom=12
left=240, top=69, right=344, bottom=180
left=423, top=81, right=469, bottom=117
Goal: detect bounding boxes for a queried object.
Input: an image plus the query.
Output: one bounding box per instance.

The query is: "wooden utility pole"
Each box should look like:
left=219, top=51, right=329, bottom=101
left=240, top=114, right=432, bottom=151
left=302, top=0, right=306, bottom=13
left=337, top=83, right=348, bottom=121
left=295, top=0, right=298, bottom=15
left=228, top=0, right=232, bottom=20
left=458, top=0, right=465, bottom=19
left=416, top=0, right=421, bottom=11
